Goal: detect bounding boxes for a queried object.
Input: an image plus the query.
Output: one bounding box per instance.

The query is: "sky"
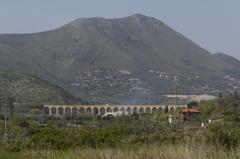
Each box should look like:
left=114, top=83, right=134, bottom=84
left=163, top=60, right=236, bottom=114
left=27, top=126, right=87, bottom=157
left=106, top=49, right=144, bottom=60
left=0, top=0, right=239, bottom=59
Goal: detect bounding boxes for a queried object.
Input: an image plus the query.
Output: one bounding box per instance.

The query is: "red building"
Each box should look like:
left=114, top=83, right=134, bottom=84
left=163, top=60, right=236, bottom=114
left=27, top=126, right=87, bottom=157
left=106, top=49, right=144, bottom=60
left=179, top=108, right=200, bottom=120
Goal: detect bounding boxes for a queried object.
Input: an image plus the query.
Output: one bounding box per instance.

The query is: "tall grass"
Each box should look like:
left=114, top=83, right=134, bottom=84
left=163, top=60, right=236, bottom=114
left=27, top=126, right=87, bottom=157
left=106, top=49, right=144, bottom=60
left=1, top=143, right=239, bottom=159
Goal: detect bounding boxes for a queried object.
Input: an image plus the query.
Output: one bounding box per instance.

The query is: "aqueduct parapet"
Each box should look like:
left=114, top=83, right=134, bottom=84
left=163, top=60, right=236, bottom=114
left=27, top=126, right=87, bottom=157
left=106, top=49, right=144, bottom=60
left=43, top=104, right=186, bottom=116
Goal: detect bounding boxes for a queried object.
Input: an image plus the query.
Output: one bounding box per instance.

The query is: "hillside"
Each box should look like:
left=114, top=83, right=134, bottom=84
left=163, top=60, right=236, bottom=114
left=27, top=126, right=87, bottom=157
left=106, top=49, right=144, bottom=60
left=0, top=71, right=76, bottom=112
left=0, top=14, right=239, bottom=103
left=214, top=53, right=240, bottom=79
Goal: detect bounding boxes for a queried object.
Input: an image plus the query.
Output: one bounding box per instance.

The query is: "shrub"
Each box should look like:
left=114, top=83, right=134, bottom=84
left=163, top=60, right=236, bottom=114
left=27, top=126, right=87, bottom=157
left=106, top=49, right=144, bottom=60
left=224, top=115, right=240, bottom=122
left=206, top=122, right=240, bottom=149
left=30, top=127, right=77, bottom=150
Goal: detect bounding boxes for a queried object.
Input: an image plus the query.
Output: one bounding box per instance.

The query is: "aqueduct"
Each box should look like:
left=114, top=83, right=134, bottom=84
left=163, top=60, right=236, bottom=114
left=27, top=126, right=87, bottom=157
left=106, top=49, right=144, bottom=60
left=43, top=104, right=187, bottom=116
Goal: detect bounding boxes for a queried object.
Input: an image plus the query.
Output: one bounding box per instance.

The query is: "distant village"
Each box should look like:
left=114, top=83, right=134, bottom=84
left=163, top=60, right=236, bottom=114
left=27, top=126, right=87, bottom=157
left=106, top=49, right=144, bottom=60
left=68, top=69, right=239, bottom=100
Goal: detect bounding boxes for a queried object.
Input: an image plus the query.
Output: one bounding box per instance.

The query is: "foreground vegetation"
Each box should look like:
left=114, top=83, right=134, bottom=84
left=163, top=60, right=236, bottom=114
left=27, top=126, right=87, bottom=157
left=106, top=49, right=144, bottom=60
left=1, top=92, right=240, bottom=158
left=1, top=143, right=240, bottom=159
left=0, top=114, right=240, bottom=159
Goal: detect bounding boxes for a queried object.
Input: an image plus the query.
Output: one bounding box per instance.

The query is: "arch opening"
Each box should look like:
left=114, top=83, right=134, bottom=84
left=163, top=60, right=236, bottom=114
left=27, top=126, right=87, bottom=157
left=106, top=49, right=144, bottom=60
left=65, top=107, right=71, bottom=116
left=100, top=107, right=105, bottom=115
left=146, top=107, right=151, bottom=113
left=158, top=107, right=163, bottom=113
left=133, top=107, right=138, bottom=114
left=58, top=107, right=64, bottom=116
left=170, top=107, right=175, bottom=114
left=107, top=107, right=112, bottom=113
left=79, top=107, right=85, bottom=114
left=113, top=107, right=119, bottom=112
left=120, top=107, right=125, bottom=112
left=93, top=107, right=99, bottom=115
left=45, top=107, right=49, bottom=115
left=127, top=107, right=131, bottom=114
left=152, top=107, right=157, bottom=113
left=51, top=107, right=57, bottom=115
left=139, top=107, right=144, bottom=114
left=86, top=107, right=92, bottom=114
left=72, top=107, right=78, bottom=116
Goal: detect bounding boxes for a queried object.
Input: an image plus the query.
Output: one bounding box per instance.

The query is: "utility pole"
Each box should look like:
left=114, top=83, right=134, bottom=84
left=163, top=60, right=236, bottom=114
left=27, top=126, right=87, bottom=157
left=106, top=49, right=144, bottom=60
left=174, top=85, right=178, bottom=107
left=93, top=114, right=96, bottom=128
left=201, top=112, right=204, bottom=128
left=4, top=104, right=7, bottom=144
left=1, top=98, right=8, bottom=145
left=174, top=84, right=178, bottom=123
left=93, top=105, right=96, bottom=128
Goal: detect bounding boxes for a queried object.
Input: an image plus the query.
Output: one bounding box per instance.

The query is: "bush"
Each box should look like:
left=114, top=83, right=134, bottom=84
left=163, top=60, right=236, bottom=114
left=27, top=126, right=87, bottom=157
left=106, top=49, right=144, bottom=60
left=224, top=115, right=240, bottom=122
left=206, top=122, right=240, bottom=149
left=95, top=124, right=129, bottom=148
left=31, top=127, right=78, bottom=149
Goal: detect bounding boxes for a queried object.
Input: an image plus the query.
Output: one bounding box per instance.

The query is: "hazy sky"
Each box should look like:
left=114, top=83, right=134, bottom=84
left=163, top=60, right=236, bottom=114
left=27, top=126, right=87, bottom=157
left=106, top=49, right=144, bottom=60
left=0, top=0, right=239, bottom=59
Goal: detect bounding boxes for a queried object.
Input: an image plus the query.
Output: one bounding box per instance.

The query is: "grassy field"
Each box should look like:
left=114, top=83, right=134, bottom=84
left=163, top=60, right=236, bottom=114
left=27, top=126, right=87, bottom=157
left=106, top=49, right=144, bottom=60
left=1, top=144, right=239, bottom=159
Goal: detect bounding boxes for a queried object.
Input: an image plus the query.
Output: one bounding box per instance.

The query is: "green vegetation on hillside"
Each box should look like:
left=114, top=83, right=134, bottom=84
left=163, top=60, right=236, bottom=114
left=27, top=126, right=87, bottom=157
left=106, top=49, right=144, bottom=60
left=0, top=71, right=77, bottom=112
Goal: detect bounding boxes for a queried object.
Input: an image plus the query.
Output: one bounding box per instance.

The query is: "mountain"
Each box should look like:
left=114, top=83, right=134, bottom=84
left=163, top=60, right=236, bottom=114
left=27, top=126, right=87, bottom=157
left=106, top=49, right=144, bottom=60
left=0, top=71, right=76, bottom=112
left=0, top=14, right=239, bottom=104
left=214, top=52, right=240, bottom=81
left=214, top=52, right=240, bottom=68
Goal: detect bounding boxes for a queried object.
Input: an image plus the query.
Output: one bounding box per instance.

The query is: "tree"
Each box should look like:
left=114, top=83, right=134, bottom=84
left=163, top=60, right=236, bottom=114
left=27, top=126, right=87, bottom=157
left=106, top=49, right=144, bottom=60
left=7, top=97, right=15, bottom=117
left=199, top=100, right=216, bottom=116
left=0, top=98, right=2, bottom=112
left=187, top=101, right=198, bottom=109
left=164, top=105, right=169, bottom=114
left=219, top=92, right=223, bottom=98
left=135, top=113, right=169, bottom=145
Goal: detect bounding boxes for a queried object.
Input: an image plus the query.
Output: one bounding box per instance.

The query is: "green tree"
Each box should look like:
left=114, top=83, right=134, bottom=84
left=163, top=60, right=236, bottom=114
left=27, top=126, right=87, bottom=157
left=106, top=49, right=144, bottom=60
left=187, top=101, right=198, bottom=109
left=164, top=105, right=169, bottom=114
left=135, top=113, right=168, bottom=145
left=199, top=100, right=216, bottom=116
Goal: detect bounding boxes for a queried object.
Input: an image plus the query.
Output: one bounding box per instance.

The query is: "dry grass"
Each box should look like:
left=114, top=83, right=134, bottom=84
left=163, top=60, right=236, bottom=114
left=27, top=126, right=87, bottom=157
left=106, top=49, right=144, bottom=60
left=7, top=144, right=239, bottom=159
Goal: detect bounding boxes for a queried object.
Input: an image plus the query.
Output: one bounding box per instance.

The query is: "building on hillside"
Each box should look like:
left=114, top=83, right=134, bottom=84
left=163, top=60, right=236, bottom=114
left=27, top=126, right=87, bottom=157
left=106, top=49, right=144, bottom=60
left=179, top=108, right=200, bottom=121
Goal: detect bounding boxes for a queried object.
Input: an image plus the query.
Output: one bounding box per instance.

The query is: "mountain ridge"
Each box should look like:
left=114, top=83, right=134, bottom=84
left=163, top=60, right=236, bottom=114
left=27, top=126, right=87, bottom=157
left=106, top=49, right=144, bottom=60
left=0, top=14, right=239, bottom=103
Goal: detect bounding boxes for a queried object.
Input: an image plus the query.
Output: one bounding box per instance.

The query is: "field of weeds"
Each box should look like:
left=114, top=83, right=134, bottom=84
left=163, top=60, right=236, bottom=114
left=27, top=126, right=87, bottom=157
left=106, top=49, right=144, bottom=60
left=0, top=144, right=239, bottom=159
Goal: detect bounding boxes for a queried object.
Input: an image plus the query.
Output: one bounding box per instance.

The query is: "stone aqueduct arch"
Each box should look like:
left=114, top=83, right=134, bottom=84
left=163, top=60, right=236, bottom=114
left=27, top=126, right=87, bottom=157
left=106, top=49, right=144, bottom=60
left=43, top=104, right=186, bottom=116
